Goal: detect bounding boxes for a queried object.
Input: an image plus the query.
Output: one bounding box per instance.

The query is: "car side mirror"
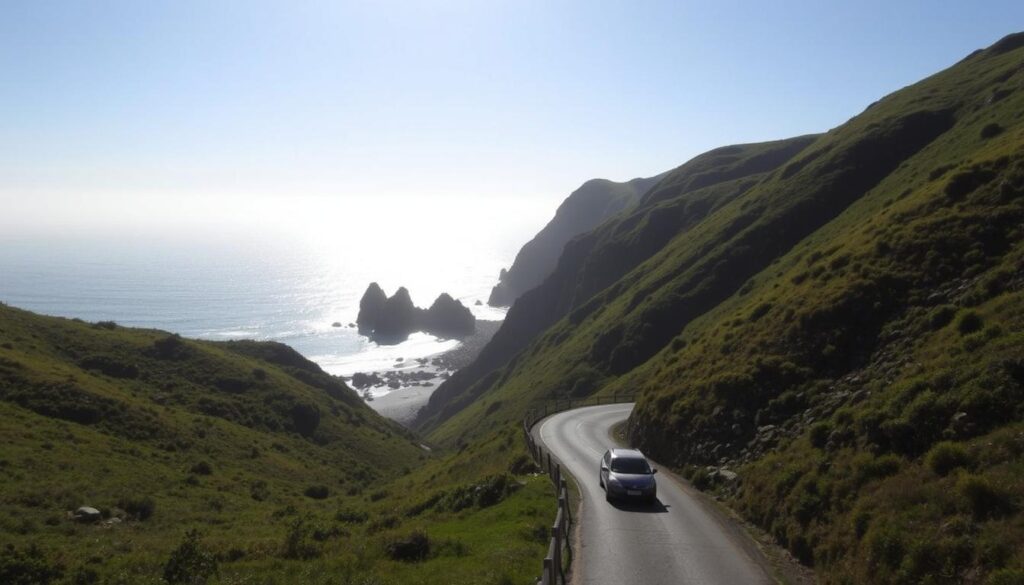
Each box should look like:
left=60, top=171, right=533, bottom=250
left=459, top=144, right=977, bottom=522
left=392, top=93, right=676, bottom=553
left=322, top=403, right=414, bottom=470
left=652, top=469, right=658, bottom=475
left=601, top=464, right=608, bottom=470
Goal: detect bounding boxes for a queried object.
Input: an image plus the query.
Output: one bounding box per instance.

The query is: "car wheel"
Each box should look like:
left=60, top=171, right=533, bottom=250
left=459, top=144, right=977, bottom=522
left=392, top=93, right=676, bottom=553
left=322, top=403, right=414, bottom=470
left=599, top=475, right=604, bottom=488
left=605, top=489, right=613, bottom=503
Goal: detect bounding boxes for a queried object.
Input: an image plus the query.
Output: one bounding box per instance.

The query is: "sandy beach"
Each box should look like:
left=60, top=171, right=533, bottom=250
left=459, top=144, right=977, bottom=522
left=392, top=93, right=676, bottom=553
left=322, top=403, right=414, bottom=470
left=356, top=320, right=501, bottom=425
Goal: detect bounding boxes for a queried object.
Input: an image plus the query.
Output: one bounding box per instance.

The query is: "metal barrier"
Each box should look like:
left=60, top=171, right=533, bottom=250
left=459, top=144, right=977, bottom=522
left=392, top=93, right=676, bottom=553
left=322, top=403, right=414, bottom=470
left=522, top=393, right=636, bottom=585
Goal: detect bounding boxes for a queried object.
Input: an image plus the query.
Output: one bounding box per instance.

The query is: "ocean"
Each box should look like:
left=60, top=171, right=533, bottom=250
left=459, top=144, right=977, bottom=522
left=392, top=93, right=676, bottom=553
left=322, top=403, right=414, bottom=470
left=0, top=196, right=550, bottom=379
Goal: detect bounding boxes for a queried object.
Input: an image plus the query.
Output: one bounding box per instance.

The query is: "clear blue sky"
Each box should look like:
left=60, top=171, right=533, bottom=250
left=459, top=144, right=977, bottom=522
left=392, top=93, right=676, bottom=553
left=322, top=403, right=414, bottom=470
left=1, top=0, right=1022, bottom=232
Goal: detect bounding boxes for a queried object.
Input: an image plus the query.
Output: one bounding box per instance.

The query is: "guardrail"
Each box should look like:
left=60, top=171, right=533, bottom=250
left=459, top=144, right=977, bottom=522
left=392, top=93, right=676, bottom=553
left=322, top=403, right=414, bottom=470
left=522, top=392, right=637, bottom=585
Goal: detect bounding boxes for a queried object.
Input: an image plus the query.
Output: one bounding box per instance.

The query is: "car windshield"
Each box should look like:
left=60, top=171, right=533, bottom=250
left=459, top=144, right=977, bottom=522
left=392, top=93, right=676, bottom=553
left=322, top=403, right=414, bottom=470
left=610, top=457, right=651, bottom=474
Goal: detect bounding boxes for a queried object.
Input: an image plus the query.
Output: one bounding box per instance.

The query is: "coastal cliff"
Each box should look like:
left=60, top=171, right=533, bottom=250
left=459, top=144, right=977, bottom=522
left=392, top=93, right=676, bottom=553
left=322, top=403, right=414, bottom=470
left=487, top=174, right=665, bottom=307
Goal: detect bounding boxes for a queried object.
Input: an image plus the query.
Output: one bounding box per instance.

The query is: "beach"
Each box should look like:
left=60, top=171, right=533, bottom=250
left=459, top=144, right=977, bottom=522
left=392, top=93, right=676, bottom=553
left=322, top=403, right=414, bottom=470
left=358, top=320, right=501, bottom=424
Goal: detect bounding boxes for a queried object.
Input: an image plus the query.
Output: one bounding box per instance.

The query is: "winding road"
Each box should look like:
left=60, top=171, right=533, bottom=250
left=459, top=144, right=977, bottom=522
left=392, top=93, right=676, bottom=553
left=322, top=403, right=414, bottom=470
left=534, top=403, right=774, bottom=585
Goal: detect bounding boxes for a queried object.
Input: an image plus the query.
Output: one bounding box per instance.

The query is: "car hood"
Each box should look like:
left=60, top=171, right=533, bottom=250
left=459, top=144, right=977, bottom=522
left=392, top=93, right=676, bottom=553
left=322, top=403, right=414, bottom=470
left=609, top=472, right=655, bottom=487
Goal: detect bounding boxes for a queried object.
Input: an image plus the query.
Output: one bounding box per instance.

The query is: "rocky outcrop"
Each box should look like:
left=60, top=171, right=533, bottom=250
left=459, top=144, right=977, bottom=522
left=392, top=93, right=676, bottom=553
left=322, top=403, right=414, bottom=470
left=487, top=174, right=666, bottom=307
left=356, top=284, right=475, bottom=343
left=423, top=294, right=475, bottom=338
left=357, top=282, right=388, bottom=334
left=374, top=287, right=419, bottom=341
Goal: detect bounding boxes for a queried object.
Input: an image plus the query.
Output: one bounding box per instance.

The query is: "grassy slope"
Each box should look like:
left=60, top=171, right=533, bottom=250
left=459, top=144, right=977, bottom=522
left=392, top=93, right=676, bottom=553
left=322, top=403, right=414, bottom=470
left=0, top=305, right=550, bottom=585
left=427, top=33, right=1024, bottom=583
left=418, top=134, right=817, bottom=435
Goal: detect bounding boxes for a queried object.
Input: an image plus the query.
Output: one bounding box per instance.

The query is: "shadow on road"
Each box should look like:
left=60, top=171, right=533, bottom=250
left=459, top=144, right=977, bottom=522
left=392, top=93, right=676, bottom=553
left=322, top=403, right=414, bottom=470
left=608, top=498, right=670, bottom=513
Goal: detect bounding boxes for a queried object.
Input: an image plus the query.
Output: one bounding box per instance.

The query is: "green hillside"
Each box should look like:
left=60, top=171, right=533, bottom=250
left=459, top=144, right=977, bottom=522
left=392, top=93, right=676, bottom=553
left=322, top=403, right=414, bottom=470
left=417, top=134, right=817, bottom=433
left=0, top=305, right=551, bottom=585
left=424, top=32, right=1024, bottom=583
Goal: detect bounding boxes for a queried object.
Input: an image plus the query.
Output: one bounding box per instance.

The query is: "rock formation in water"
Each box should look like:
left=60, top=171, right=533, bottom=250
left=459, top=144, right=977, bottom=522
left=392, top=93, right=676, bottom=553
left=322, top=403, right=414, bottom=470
left=357, top=282, right=388, bottom=334
left=356, top=283, right=475, bottom=343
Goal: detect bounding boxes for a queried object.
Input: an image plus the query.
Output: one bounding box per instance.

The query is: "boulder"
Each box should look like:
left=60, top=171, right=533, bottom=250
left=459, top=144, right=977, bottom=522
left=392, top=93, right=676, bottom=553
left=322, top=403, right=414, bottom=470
left=74, top=506, right=102, bottom=523
left=351, top=372, right=382, bottom=388
left=331, top=322, right=342, bottom=328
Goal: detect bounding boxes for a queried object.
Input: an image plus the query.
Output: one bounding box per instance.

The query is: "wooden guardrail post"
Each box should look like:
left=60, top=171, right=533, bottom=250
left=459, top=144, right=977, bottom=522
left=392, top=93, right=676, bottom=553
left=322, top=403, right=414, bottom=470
left=559, top=479, right=571, bottom=524
left=552, top=510, right=563, bottom=584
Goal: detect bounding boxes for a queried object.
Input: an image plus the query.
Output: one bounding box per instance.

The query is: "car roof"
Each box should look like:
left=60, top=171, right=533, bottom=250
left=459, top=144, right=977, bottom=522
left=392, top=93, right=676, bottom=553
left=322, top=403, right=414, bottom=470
left=609, top=448, right=646, bottom=459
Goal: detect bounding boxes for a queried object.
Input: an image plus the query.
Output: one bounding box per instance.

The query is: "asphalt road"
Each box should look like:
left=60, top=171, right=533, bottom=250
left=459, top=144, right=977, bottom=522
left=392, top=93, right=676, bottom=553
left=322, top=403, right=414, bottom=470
left=535, top=403, right=773, bottom=585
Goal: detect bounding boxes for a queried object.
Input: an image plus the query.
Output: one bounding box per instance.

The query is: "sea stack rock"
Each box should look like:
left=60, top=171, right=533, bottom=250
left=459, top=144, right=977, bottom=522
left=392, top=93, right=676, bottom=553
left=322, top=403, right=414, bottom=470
left=424, top=293, right=475, bottom=338
left=355, top=284, right=476, bottom=343
left=374, top=287, right=420, bottom=342
left=357, top=282, right=388, bottom=334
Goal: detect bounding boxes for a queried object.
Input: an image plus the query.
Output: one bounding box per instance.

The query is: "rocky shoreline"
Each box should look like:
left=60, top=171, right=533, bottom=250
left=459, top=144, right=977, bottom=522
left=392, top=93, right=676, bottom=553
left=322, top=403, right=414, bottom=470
left=348, top=320, right=501, bottom=424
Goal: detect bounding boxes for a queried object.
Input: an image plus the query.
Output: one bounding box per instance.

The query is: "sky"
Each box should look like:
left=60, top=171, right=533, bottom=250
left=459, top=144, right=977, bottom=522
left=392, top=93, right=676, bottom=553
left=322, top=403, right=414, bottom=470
left=1, top=0, right=1023, bottom=235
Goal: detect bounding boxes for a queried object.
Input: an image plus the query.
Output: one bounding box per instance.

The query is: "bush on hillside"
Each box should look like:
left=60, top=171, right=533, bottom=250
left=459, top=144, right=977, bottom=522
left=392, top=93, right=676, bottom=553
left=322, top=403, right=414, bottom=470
left=981, top=123, right=1005, bottom=139
left=926, top=442, right=974, bottom=476
left=163, top=530, right=217, bottom=585
left=957, top=475, right=1015, bottom=520
left=0, top=544, right=63, bottom=585
left=118, top=496, right=156, bottom=521
left=958, top=311, right=984, bottom=335
left=385, top=530, right=430, bottom=562
left=77, top=354, right=139, bottom=379
left=303, top=485, right=329, bottom=500
left=281, top=517, right=322, bottom=560
left=988, top=569, right=1024, bottom=585
left=928, top=305, right=957, bottom=330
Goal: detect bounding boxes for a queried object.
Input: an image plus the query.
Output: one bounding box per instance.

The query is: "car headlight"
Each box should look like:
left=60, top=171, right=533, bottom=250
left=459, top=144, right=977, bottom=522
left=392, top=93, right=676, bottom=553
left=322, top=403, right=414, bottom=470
left=607, top=476, right=621, bottom=485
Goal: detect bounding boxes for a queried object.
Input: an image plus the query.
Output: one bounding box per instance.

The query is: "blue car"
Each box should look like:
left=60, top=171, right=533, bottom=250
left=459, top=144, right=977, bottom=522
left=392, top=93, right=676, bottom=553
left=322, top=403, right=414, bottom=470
left=599, top=448, right=658, bottom=504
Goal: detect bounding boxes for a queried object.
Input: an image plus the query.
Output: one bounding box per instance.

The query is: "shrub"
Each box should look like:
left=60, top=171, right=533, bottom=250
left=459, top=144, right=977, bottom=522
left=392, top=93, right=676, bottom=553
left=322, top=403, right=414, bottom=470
left=93, top=321, right=117, bottom=330
left=304, top=485, right=329, bottom=500
left=152, top=335, right=188, bottom=359
left=249, top=481, right=269, bottom=502
left=989, top=569, right=1024, bottom=585
left=0, top=544, right=63, bottom=585
left=926, top=442, right=974, bottom=476
left=385, top=530, right=430, bottom=562
left=77, top=355, right=139, bottom=379
left=281, top=517, right=321, bottom=560
left=190, top=461, right=213, bottom=476
left=957, top=311, right=984, bottom=335
left=855, top=454, right=902, bottom=486
left=334, top=507, right=368, bottom=524
left=809, top=422, right=831, bottom=449
left=119, top=496, right=156, bottom=521
left=508, top=453, right=540, bottom=475
left=980, top=123, right=1004, bottom=139
left=957, top=474, right=1015, bottom=520
left=163, top=530, right=218, bottom=585
left=928, top=305, right=957, bottom=330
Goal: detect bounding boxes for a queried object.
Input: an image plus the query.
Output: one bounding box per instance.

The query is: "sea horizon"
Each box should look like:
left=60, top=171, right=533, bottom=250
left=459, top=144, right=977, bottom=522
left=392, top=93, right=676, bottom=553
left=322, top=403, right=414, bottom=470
left=0, top=196, right=550, bottom=380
